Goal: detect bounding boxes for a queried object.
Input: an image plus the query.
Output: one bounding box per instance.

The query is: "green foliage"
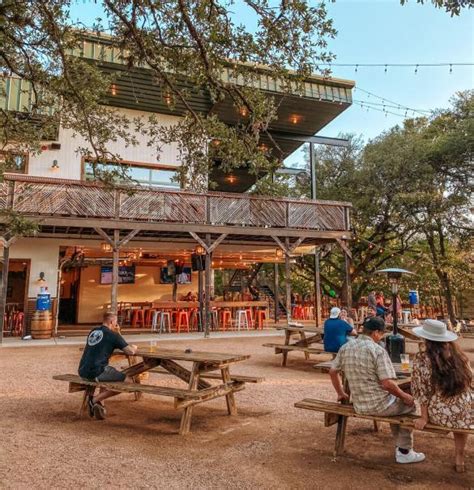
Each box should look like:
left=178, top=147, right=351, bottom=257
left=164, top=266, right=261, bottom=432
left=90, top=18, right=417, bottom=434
left=1, top=0, right=337, bottom=190
left=400, top=0, right=473, bottom=16
left=284, top=92, right=473, bottom=319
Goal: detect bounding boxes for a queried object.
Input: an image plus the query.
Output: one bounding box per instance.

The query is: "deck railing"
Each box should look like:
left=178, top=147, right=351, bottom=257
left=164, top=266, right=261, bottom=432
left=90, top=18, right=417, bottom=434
left=0, top=174, right=351, bottom=232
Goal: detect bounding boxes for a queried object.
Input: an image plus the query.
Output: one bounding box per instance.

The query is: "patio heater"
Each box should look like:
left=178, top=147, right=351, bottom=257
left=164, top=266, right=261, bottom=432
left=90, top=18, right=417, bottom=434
left=375, top=268, right=414, bottom=363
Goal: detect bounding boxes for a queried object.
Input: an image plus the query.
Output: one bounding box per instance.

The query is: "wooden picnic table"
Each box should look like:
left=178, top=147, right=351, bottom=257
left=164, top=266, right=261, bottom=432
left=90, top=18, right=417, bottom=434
left=263, top=323, right=326, bottom=367
left=54, top=347, right=259, bottom=435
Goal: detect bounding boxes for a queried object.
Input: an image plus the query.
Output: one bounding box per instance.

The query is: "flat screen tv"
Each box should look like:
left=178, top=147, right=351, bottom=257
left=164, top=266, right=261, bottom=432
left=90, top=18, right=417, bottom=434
left=160, top=266, right=192, bottom=284
left=100, top=265, right=136, bottom=284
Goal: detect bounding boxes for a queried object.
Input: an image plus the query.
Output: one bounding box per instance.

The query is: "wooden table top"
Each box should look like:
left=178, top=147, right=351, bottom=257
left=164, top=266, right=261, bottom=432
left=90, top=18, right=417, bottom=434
left=135, top=348, right=250, bottom=364
left=276, top=324, right=322, bottom=333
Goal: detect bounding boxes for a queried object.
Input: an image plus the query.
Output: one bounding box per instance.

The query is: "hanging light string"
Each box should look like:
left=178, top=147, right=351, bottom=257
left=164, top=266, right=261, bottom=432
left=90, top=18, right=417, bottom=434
left=353, top=233, right=437, bottom=271
left=320, top=62, right=472, bottom=75
left=354, top=87, right=433, bottom=116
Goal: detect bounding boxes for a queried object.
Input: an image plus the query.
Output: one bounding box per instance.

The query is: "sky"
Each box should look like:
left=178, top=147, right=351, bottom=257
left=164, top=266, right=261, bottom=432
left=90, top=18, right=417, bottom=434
left=69, top=0, right=473, bottom=157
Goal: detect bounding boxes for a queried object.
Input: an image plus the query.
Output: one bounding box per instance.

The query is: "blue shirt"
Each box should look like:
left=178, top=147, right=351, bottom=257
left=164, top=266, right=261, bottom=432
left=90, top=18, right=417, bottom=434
left=323, top=318, right=353, bottom=353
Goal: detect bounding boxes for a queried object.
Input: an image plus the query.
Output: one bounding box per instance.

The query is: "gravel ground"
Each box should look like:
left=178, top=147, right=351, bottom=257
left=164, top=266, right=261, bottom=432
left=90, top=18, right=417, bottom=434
left=0, top=335, right=472, bottom=489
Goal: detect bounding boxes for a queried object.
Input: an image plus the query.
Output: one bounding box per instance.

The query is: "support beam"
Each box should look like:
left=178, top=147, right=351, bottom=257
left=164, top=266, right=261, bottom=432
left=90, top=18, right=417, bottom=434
left=344, top=251, right=353, bottom=311
left=189, top=232, right=227, bottom=254
left=314, top=249, right=322, bottom=328
left=204, top=234, right=212, bottom=338
left=0, top=245, right=10, bottom=343
left=0, top=233, right=17, bottom=343
left=94, top=228, right=142, bottom=315
left=274, top=263, right=280, bottom=323
left=111, top=229, right=120, bottom=315
left=285, top=237, right=291, bottom=322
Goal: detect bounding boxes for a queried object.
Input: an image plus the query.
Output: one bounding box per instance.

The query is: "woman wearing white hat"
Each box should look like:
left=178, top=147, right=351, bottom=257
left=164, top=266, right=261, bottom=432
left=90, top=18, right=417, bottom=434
left=411, top=319, right=472, bottom=473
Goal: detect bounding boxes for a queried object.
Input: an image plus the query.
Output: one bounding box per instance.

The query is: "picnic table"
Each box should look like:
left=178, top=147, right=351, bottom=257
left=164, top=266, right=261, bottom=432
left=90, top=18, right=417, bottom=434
left=263, top=323, right=327, bottom=367
left=54, top=347, right=261, bottom=435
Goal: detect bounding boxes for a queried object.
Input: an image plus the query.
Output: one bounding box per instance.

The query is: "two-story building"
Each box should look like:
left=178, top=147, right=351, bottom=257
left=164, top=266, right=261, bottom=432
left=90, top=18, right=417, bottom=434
left=0, top=36, right=354, bottom=339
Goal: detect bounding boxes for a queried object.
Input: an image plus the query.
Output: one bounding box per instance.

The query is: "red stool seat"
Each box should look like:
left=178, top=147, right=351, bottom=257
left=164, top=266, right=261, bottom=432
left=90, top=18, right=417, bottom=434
left=177, top=310, right=190, bottom=333
left=131, top=309, right=145, bottom=327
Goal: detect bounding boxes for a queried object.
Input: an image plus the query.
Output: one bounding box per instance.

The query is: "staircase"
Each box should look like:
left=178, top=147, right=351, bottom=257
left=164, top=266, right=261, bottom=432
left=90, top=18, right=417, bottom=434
left=256, top=284, right=287, bottom=318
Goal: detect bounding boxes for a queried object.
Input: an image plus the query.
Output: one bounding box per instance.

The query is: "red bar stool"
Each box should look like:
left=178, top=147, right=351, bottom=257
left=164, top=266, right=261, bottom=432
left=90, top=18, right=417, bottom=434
left=145, top=308, right=157, bottom=327
left=13, top=312, right=24, bottom=336
left=220, top=309, right=232, bottom=331
left=131, top=309, right=145, bottom=327
left=256, top=309, right=267, bottom=330
left=245, top=308, right=254, bottom=329
left=177, top=310, right=190, bottom=333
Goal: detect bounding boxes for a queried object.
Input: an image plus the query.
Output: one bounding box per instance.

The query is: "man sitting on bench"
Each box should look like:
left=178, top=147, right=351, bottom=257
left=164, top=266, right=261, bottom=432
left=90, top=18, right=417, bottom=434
left=329, top=317, right=426, bottom=464
left=78, top=312, right=138, bottom=420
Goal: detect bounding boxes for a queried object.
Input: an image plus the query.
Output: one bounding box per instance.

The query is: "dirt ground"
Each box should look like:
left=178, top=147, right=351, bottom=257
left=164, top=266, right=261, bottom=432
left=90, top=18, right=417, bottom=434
left=0, top=335, right=472, bottom=490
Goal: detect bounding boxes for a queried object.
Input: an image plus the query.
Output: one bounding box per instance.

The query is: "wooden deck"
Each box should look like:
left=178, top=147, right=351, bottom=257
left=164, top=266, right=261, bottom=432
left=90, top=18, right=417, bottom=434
left=0, top=174, right=352, bottom=239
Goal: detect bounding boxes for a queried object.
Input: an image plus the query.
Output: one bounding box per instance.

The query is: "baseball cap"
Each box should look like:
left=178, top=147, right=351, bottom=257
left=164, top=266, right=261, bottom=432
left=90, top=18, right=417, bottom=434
left=363, top=317, right=385, bottom=331
left=329, top=307, right=341, bottom=319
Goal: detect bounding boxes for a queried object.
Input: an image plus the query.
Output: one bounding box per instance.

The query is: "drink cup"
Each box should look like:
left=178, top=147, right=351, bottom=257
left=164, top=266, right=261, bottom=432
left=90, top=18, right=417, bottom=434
left=400, top=353, right=410, bottom=371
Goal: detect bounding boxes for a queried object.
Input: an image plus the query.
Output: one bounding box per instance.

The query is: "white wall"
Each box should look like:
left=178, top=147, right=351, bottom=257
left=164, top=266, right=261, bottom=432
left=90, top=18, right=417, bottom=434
left=27, top=107, right=183, bottom=180
left=9, top=238, right=60, bottom=297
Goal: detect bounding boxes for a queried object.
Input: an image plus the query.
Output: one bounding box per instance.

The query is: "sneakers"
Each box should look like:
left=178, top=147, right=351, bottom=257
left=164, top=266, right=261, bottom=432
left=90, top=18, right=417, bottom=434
left=87, top=395, right=95, bottom=418
left=396, top=448, right=426, bottom=464
left=92, top=402, right=107, bottom=420
left=87, top=395, right=106, bottom=420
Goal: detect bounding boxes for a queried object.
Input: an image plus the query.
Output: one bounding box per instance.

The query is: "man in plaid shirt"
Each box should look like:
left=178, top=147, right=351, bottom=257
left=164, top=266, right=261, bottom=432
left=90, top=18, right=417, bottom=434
left=329, top=317, right=425, bottom=464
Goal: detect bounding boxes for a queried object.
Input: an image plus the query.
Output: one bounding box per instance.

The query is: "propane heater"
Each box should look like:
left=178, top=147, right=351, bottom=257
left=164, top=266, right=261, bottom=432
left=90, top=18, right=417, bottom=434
left=375, top=268, right=414, bottom=363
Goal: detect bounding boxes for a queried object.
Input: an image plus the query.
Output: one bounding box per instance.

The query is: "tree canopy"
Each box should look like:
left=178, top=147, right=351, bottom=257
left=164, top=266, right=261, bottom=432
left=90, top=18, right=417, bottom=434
left=1, top=0, right=338, bottom=188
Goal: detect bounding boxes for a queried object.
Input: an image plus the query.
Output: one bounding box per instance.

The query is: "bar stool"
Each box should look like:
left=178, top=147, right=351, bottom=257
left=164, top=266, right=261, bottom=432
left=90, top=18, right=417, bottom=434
left=220, top=309, right=232, bottom=331
left=190, top=308, right=201, bottom=330
left=145, top=308, right=157, bottom=327
left=159, top=311, right=172, bottom=333
left=131, top=309, right=145, bottom=327
left=14, top=312, right=24, bottom=336
left=245, top=308, right=254, bottom=329
left=235, top=309, right=249, bottom=331
left=256, top=309, right=267, bottom=330
left=151, top=311, right=161, bottom=332
left=177, top=310, right=190, bottom=333
left=211, top=309, right=219, bottom=330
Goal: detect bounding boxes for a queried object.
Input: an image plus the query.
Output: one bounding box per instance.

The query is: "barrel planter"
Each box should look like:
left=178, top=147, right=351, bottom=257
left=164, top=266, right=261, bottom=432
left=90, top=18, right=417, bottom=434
left=31, top=310, right=53, bottom=339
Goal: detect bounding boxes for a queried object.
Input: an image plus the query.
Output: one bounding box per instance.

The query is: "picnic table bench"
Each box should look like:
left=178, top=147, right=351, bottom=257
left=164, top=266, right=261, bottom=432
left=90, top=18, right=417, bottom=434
left=263, top=323, right=329, bottom=367
left=295, top=398, right=474, bottom=457
left=54, top=347, right=260, bottom=435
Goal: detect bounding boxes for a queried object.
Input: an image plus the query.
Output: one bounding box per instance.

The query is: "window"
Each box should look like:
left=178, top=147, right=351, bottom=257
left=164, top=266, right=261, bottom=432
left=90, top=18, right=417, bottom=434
left=0, top=152, right=27, bottom=174
left=84, top=161, right=180, bottom=189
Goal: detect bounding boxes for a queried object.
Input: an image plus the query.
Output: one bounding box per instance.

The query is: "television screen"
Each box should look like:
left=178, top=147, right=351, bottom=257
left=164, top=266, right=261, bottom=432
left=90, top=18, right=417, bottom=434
left=160, top=266, right=192, bottom=284
left=100, top=265, right=135, bottom=284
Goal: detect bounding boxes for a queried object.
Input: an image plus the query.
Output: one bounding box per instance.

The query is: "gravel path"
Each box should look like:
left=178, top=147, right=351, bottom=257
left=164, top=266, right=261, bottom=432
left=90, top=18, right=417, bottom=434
left=0, top=335, right=472, bottom=489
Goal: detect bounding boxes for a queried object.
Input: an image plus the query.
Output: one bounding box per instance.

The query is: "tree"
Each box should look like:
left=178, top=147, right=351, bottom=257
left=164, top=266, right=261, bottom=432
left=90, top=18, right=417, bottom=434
left=1, top=0, right=336, bottom=189
left=400, top=0, right=473, bottom=16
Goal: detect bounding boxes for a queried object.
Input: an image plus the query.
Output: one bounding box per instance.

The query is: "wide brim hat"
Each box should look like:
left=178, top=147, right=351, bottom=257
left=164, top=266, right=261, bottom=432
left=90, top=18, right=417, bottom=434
left=412, top=319, right=458, bottom=342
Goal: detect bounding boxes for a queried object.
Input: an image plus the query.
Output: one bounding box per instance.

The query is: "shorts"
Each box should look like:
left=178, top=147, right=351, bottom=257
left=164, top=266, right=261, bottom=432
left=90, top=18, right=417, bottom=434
left=95, top=365, right=126, bottom=382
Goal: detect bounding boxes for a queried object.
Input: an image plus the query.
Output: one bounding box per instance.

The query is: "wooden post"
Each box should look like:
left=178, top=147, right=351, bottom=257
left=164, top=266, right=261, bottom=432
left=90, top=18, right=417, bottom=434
left=285, top=237, right=291, bottom=322
left=198, top=268, right=204, bottom=332
left=0, top=245, right=10, bottom=343
left=274, top=263, right=280, bottom=322
left=204, top=234, right=211, bottom=338
left=344, top=250, right=352, bottom=310
left=314, top=249, right=322, bottom=327
left=111, top=229, right=120, bottom=315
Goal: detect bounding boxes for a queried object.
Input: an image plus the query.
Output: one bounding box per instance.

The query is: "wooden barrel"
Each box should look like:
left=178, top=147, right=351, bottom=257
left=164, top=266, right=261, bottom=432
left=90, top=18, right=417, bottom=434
left=31, top=310, right=52, bottom=339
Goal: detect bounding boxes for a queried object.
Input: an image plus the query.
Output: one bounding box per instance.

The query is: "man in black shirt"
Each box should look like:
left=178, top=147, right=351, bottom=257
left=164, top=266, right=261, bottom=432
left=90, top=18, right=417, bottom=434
left=79, top=312, right=137, bottom=419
